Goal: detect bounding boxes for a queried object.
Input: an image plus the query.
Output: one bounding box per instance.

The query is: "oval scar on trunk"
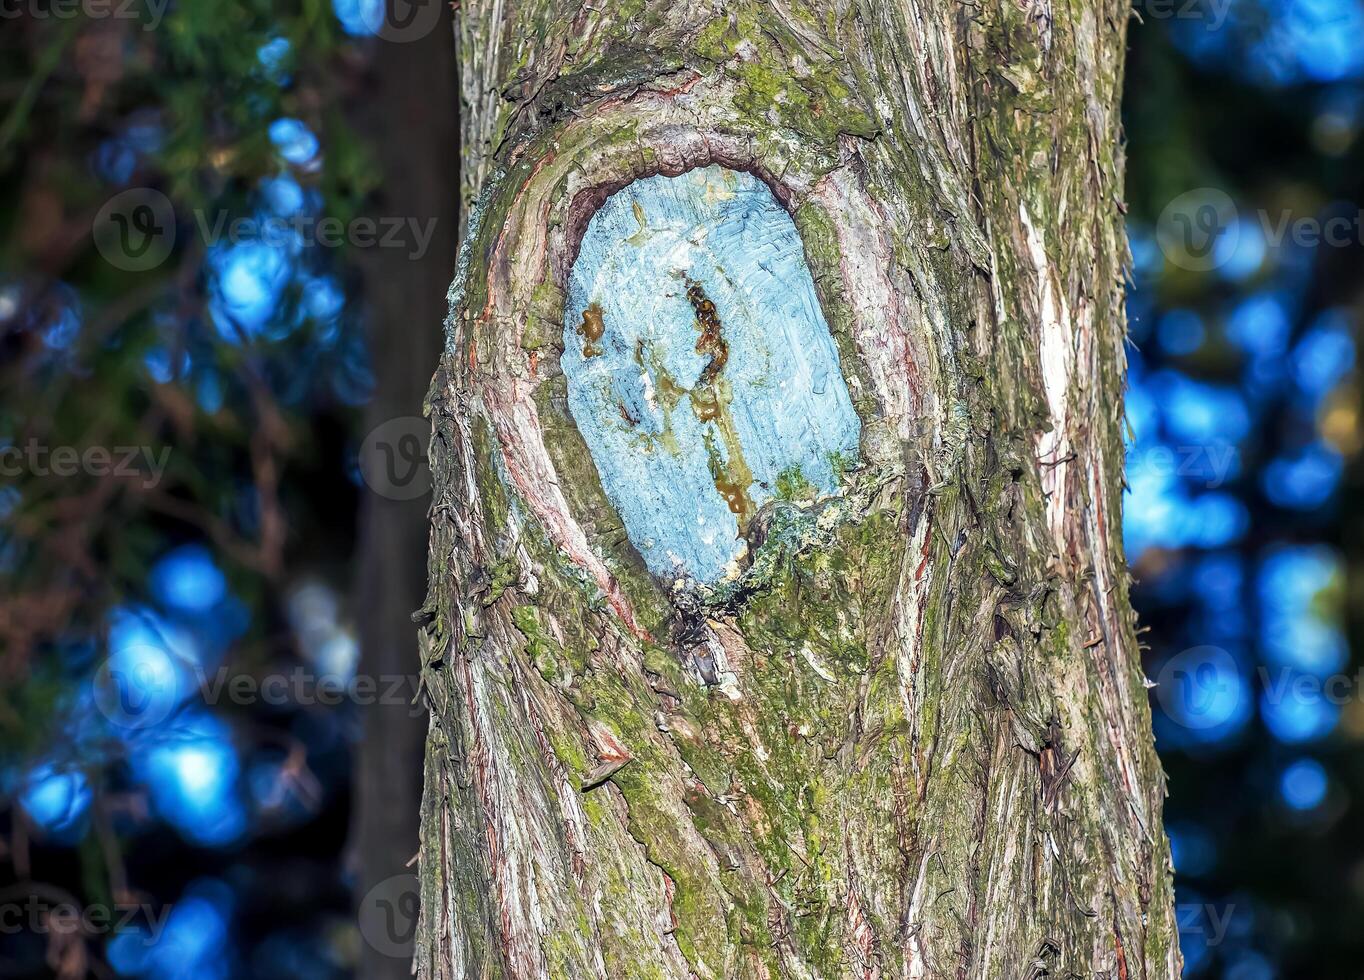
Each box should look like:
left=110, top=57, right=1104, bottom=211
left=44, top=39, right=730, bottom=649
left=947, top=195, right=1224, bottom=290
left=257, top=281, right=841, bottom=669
left=562, top=165, right=861, bottom=585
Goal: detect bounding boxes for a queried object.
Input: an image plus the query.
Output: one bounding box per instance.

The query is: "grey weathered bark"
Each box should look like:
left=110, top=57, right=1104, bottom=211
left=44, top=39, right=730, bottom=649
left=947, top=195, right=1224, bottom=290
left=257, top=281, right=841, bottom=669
left=415, top=2, right=1179, bottom=978
left=350, top=16, right=460, bottom=980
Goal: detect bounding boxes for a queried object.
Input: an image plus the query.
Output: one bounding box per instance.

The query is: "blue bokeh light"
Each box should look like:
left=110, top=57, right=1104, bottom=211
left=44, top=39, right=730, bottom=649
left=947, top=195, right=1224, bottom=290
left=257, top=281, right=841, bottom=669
left=1260, top=681, right=1339, bottom=742
left=1151, top=371, right=1252, bottom=444
left=331, top=0, right=385, bottom=36
left=256, top=37, right=292, bottom=84
left=1172, top=0, right=1364, bottom=86
left=151, top=544, right=228, bottom=614
left=259, top=174, right=307, bottom=217
left=108, top=878, right=234, bottom=979
left=209, top=240, right=292, bottom=339
left=20, top=762, right=92, bottom=834
left=1169, top=821, right=1218, bottom=876
left=1225, top=950, right=1276, bottom=980
left=301, top=276, right=345, bottom=323
left=1215, top=216, right=1267, bottom=280
left=1258, top=545, right=1346, bottom=675
left=1227, top=292, right=1292, bottom=358
left=1155, top=646, right=1255, bottom=747
left=41, top=285, right=82, bottom=351
left=144, top=346, right=191, bottom=383
left=1279, top=757, right=1328, bottom=810
left=1291, top=311, right=1355, bottom=398
left=1262, top=441, right=1342, bottom=509
left=101, top=607, right=202, bottom=731
left=131, top=711, right=247, bottom=846
left=268, top=118, right=320, bottom=166
left=1158, top=309, right=1207, bottom=355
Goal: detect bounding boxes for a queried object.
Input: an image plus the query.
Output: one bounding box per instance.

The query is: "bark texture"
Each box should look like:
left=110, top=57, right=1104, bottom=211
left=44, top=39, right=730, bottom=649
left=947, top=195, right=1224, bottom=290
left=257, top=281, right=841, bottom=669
left=415, top=1, right=1179, bottom=977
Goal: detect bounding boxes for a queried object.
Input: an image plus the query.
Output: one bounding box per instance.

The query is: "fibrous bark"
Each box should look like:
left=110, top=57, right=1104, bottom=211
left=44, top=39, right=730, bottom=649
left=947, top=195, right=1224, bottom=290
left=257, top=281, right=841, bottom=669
left=415, top=1, right=1179, bottom=977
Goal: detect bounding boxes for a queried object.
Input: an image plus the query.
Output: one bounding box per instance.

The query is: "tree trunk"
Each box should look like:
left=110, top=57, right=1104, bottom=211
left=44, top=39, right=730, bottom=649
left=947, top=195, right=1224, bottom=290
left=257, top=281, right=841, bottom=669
left=350, top=17, right=460, bottom=980
left=414, top=2, right=1180, bottom=978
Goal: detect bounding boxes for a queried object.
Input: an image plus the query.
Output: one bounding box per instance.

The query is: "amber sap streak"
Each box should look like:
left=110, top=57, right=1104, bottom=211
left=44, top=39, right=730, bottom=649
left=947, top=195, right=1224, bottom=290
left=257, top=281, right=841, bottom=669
left=685, top=279, right=754, bottom=524
left=578, top=302, right=605, bottom=358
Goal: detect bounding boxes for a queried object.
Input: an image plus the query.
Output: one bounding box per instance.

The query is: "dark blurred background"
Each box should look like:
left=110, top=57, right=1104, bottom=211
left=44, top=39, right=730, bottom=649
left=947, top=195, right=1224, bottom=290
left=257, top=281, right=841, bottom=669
left=1126, top=0, right=1364, bottom=973
left=0, top=0, right=1359, bottom=977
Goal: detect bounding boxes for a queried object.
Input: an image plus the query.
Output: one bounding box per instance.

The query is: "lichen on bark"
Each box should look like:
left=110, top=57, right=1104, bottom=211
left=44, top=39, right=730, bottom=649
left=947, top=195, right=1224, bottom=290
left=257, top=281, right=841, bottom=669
left=415, top=1, right=1180, bottom=978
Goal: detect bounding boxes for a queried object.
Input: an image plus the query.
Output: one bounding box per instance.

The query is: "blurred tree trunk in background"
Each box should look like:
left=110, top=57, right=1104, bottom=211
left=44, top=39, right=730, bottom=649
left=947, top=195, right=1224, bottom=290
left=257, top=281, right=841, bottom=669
left=414, top=1, right=1180, bottom=977
left=349, top=15, right=459, bottom=980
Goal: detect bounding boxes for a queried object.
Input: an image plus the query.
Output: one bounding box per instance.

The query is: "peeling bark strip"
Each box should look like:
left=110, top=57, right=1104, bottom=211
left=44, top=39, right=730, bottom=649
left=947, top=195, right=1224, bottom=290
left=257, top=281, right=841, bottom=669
left=416, top=1, right=1179, bottom=979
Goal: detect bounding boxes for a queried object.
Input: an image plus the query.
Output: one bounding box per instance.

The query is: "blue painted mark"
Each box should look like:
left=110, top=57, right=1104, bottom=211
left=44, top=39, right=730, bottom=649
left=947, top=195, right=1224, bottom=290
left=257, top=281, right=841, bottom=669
left=563, top=166, right=861, bottom=583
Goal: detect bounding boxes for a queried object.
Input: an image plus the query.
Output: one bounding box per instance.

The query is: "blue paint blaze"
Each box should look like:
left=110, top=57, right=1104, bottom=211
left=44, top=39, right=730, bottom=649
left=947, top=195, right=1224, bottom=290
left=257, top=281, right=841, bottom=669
left=563, top=166, right=860, bottom=583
